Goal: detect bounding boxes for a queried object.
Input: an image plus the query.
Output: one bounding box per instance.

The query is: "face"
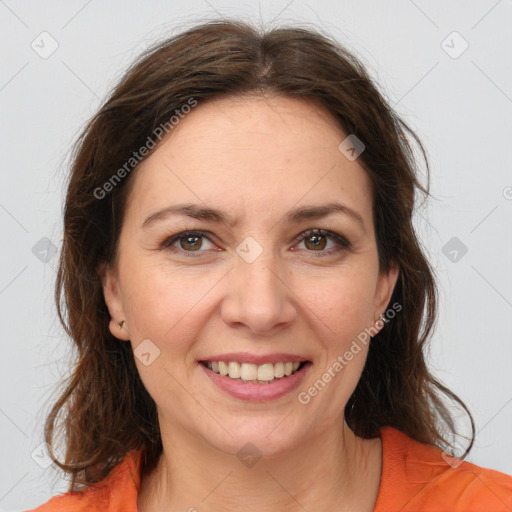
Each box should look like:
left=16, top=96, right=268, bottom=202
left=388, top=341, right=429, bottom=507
left=100, top=95, right=398, bottom=457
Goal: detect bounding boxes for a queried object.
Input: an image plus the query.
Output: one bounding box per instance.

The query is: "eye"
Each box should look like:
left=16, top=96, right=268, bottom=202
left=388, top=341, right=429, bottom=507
left=160, top=230, right=218, bottom=257
left=292, top=229, right=351, bottom=255
left=160, top=228, right=351, bottom=258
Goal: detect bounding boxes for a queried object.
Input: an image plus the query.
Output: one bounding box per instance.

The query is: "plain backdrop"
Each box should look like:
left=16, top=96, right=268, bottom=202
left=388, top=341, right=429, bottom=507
left=1, top=1, right=511, bottom=510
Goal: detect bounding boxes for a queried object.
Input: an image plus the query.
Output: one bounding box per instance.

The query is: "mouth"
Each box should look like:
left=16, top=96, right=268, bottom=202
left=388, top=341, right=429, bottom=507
left=197, top=351, right=313, bottom=402
left=198, top=360, right=311, bottom=384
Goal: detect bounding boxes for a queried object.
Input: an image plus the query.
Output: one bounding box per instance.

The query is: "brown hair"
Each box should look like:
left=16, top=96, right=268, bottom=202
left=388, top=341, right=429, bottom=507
left=46, top=18, right=474, bottom=490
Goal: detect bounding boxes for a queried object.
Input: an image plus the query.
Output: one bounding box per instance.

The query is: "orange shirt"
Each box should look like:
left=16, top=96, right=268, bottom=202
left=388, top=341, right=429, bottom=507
left=27, top=426, right=512, bottom=511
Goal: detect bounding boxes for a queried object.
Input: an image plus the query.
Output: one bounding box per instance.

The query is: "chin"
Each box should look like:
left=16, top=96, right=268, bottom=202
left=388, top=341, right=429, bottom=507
left=198, top=417, right=305, bottom=459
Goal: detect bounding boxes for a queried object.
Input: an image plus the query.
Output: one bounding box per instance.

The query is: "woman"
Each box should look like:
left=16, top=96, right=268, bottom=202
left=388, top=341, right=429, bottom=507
left=28, top=19, right=512, bottom=512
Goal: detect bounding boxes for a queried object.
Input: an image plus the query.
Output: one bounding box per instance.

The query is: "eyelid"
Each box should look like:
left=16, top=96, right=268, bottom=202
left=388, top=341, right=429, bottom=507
left=291, top=228, right=351, bottom=250
left=160, top=229, right=217, bottom=251
left=160, top=228, right=351, bottom=256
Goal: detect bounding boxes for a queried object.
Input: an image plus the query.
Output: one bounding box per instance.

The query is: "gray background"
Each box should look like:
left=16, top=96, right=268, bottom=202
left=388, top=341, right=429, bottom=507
left=1, top=1, right=511, bottom=510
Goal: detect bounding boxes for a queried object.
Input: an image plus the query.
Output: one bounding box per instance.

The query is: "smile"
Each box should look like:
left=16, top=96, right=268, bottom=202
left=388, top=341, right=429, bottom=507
left=198, top=358, right=312, bottom=402
left=200, top=360, right=306, bottom=383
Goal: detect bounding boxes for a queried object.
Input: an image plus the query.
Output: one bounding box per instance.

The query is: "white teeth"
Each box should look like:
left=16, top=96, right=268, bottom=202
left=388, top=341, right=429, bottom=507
left=228, top=361, right=241, bottom=379
left=274, top=362, right=285, bottom=378
left=240, top=363, right=258, bottom=381
left=205, top=360, right=305, bottom=382
left=218, top=361, right=229, bottom=376
left=257, top=363, right=274, bottom=381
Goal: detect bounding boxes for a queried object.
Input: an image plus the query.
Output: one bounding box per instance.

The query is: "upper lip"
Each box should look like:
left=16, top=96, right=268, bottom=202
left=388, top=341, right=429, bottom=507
left=199, top=352, right=310, bottom=365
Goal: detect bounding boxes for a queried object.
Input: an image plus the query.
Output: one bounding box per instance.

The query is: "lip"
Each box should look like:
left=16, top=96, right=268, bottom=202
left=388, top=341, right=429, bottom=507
left=199, top=360, right=312, bottom=402
left=198, top=352, right=309, bottom=365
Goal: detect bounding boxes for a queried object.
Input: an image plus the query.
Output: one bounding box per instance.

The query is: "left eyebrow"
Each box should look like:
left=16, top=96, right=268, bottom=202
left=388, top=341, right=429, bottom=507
left=285, top=202, right=366, bottom=233
left=141, top=201, right=366, bottom=233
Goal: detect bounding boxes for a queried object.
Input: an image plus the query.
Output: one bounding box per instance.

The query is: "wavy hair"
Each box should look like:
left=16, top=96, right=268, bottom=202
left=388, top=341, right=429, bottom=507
left=45, top=18, right=474, bottom=490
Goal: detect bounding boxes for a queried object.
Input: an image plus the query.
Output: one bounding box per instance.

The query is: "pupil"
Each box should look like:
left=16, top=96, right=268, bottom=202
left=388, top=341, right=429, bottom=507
left=180, top=234, right=327, bottom=252
left=182, top=236, right=201, bottom=250
left=306, top=234, right=326, bottom=250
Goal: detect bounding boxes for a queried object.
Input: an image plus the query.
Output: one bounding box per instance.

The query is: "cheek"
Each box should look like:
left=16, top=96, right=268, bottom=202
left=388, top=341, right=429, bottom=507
left=121, top=259, right=223, bottom=352
left=123, top=264, right=207, bottom=406
left=296, top=269, right=375, bottom=404
left=296, top=269, right=376, bottom=341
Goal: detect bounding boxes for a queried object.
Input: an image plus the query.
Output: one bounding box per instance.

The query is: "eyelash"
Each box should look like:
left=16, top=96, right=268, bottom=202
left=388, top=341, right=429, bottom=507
left=160, top=229, right=351, bottom=258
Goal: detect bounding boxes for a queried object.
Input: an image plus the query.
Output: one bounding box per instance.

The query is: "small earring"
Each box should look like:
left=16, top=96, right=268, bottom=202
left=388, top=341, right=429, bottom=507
left=379, top=314, right=387, bottom=324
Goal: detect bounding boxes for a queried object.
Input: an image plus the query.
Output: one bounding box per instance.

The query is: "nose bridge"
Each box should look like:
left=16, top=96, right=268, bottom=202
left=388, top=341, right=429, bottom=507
left=236, top=236, right=284, bottom=301
left=239, top=245, right=280, bottom=288
left=221, top=235, right=295, bottom=333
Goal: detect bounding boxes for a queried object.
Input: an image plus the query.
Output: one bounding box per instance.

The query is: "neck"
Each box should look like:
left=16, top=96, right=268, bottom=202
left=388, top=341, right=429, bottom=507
left=138, top=417, right=382, bottom=512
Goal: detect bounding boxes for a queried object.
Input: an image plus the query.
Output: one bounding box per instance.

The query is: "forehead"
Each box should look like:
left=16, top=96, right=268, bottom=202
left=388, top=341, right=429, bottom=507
left=124, top=95, right=373, bottom=228
left=163, top=94, right=349, bottom=153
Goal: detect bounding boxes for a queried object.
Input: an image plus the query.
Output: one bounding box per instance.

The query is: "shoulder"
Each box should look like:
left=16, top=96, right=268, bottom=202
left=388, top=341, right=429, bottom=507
left=25, top=449, right=142, bottom=512
left=25, top=489, right=105, bottom=512
left=375, top=426, right=512, bottom=512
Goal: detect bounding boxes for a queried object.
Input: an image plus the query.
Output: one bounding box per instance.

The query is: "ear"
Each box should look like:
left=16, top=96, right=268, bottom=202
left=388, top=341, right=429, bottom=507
left=373, top=261, right=400, bottom=328
left=97, top=261, right=130, bottom=341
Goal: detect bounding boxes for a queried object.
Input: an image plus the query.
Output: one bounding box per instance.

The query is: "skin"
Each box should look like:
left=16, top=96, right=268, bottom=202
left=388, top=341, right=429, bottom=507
left=100, top=94, right=399, bottom=512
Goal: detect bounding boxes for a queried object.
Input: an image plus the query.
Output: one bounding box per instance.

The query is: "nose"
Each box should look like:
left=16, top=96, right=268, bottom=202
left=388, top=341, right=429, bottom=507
left=220, top=247, right=296, bottom=335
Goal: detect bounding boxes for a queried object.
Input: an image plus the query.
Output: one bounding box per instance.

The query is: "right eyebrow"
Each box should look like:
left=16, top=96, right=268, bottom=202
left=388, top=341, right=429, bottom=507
left=142, top=204, right=232, bottom=229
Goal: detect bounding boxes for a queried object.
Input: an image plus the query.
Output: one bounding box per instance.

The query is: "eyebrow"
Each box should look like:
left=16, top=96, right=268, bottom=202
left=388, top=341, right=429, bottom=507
left=141, top=201, right=366, bottom=233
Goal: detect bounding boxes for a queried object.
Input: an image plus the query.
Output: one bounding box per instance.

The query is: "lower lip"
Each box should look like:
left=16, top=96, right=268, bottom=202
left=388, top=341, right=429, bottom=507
left=199, top=362, right=312, bottom=402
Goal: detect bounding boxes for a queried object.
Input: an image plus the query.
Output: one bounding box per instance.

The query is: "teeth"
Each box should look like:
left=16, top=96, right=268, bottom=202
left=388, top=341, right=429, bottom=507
left=257, top=363, right=274, bottom=381
left=228, top=361, right=241, bottom=379
left=205, top=360, right=304, bottom=382
left=240, top=363, right=258, bottom=381
left=218, top=361, right=229, bottom=376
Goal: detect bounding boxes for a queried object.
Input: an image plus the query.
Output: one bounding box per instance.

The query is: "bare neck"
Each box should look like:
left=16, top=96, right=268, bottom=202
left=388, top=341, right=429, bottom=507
left=137, top=422, right=382, bottom=512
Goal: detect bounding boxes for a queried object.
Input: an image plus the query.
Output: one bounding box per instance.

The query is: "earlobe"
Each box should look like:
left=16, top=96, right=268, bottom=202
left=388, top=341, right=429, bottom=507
left=116, top=319, right=130, bottom=341
left=97, top=261, right=130, bottom=341
left=374, top=262, right=400, bottom=322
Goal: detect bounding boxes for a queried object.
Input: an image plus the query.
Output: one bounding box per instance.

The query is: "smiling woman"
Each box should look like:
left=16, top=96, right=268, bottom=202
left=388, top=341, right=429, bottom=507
left=29, top=18, right=511, bottom=512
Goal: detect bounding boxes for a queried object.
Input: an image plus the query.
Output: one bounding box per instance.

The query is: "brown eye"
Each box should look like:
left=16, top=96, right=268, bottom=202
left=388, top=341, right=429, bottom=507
left=179, top=235, right=203, bottom=251
left=293, top=229, right=351, bottom=255
left=161, top=230, right=217, bottom=257
left=303, top=233, right=327, bottom=251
